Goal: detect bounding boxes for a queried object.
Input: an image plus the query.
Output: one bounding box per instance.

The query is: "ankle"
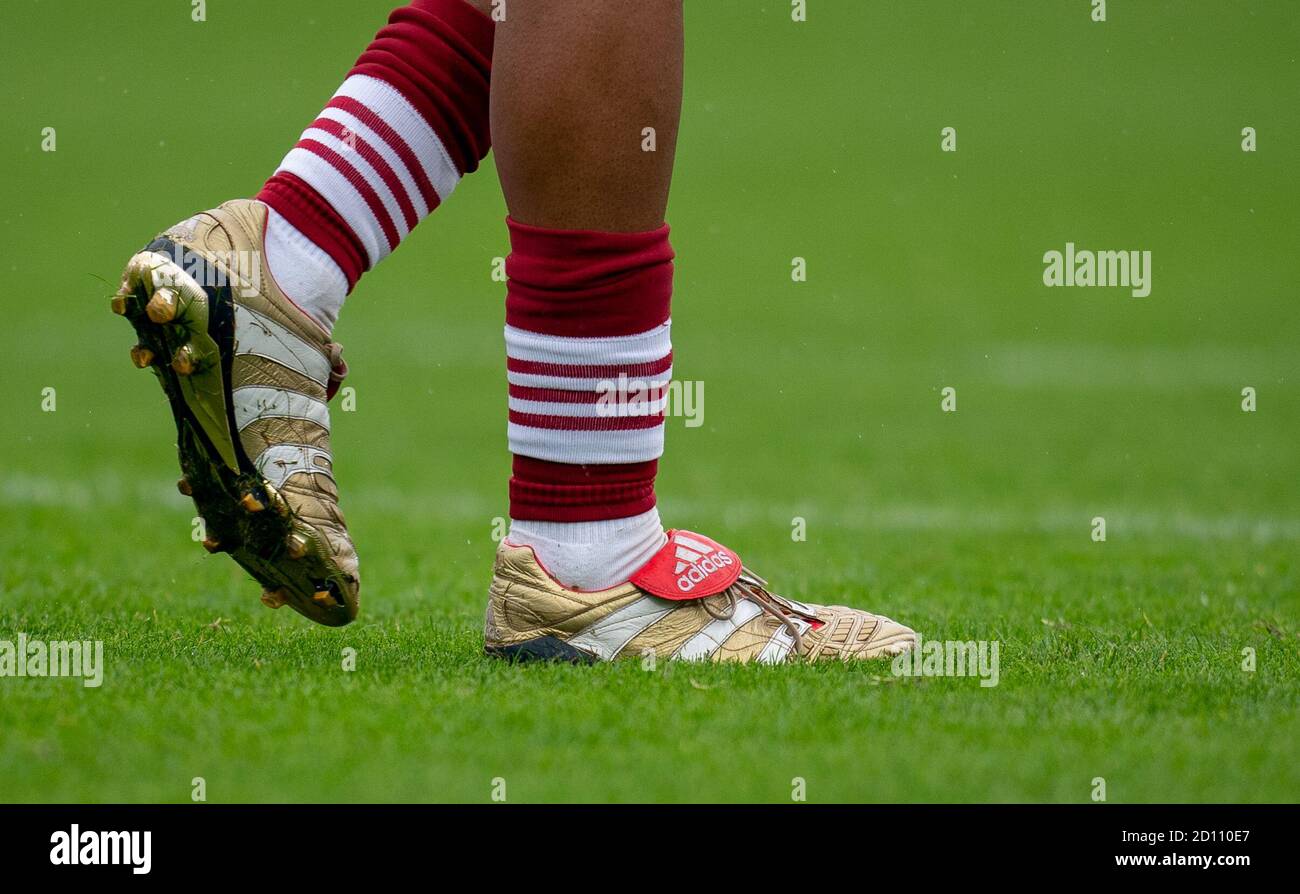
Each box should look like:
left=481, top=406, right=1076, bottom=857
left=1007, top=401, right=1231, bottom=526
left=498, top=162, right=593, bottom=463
left=260, top=204, right=349, bottom=332
left=507, top=507, right=667, bottom=591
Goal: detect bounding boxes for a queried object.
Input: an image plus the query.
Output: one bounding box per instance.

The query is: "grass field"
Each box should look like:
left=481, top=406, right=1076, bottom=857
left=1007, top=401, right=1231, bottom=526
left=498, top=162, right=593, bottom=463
left=2, top=0, right=1298, bottom=802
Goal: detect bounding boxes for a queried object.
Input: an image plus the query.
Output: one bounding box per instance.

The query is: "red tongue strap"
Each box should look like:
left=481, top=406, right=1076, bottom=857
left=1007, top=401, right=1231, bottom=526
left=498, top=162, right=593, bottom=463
left=631, top=530, right=742, bottom=600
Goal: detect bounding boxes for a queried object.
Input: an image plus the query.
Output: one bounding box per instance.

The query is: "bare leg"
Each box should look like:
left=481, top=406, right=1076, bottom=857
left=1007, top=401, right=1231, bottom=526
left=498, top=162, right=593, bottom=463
left=491, top=0, right=683, bottom=231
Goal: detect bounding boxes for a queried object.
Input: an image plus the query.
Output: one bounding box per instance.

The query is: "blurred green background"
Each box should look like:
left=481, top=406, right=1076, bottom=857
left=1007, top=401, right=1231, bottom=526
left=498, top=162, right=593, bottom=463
left=1, top=0, right=1297, bottom=802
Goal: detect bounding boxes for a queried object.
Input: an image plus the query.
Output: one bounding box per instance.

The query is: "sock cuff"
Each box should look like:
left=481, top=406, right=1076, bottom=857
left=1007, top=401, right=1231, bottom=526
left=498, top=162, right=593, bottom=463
left=505, top=218, right=674, bottom=337
left=509, top=456, right=659, bottom=522
left=505, top=221, right=674, bottom=521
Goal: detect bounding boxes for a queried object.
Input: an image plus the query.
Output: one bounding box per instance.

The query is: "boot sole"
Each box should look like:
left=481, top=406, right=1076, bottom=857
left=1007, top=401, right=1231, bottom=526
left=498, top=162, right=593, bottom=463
left=484, top=637, right=596, bottom=664
left=115, top=240, right=354, bottom=626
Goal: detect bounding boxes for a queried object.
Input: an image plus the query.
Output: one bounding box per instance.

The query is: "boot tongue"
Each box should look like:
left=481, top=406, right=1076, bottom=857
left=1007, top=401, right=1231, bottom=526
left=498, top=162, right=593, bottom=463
left=630, top=530, right=742, bottom=600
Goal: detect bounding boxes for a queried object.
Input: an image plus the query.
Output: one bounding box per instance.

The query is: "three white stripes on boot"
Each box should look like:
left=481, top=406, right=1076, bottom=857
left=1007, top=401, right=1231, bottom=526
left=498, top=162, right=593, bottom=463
left=567, top=593, right=807, bottom=664
left=230, top=303, right=335, bottom=489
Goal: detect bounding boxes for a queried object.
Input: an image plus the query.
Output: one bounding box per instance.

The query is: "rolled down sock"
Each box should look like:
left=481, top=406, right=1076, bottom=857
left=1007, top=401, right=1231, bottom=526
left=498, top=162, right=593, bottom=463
left=503, top=219, right=675, bottom=590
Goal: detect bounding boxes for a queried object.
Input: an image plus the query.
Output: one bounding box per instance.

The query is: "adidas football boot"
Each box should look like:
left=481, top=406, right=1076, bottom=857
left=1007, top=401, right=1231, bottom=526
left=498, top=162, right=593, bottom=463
left=484, top=530, right=916, bottom=663
left=112, top=199, right=359, bottom=626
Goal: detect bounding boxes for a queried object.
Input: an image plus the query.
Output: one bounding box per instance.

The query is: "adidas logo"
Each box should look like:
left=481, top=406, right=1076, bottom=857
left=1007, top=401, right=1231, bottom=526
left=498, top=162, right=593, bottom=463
left=673, top=534, right=734, bottom=593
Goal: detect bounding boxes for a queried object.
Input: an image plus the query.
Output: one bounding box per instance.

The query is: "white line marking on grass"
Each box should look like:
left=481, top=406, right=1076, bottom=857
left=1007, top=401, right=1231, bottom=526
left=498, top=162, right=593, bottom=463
left=4, top=471, right=1299, bottom=544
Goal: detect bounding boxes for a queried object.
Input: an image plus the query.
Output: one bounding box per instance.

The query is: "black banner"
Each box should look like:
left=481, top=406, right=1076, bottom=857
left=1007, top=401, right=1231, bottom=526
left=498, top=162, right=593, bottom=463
left=0, top=804, right=1288, bottom=880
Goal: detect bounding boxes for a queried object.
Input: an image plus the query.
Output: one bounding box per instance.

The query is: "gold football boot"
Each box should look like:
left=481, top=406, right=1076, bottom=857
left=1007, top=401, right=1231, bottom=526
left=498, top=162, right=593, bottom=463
left=484, top=530, right=916, bottom=663
left=113, top=199, right=358, bottom=625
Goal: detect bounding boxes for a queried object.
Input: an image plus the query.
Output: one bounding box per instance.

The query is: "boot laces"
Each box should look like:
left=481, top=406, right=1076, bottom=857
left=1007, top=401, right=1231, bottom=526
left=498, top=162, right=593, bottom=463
left=702, top=566, right=811, bottom=658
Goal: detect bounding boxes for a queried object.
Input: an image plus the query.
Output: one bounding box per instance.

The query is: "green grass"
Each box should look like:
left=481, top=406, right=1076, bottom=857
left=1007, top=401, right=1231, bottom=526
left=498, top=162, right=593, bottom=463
left=1, top=0, right=1298, bottom=802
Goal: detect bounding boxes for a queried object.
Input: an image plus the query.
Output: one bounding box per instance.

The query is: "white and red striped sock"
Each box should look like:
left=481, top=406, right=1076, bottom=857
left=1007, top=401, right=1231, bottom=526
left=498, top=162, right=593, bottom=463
left=503, top=220, right=675, bottom=591
left=256, top=0, right=493, bottom=331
